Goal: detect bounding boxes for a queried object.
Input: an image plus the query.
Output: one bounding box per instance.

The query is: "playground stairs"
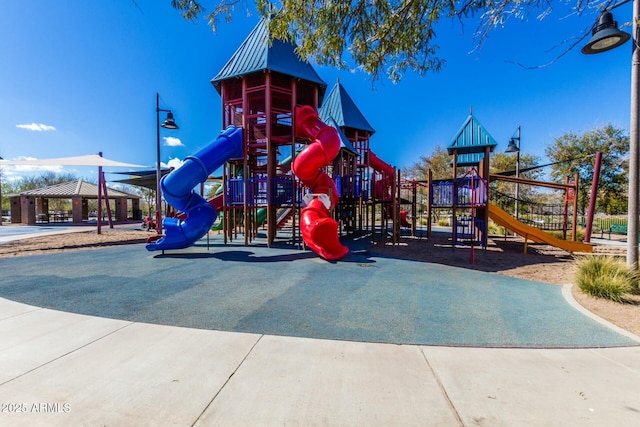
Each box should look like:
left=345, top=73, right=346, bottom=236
left=276, top=208, right=294, bottom=231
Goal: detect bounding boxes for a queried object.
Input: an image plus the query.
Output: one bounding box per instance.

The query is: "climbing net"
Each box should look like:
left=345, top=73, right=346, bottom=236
left=491, top=190, right=572, bottom=231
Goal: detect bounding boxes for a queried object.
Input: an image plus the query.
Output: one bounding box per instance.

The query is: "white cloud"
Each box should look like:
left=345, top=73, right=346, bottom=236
left=163, top=136, right=184, bottom=147
left=163, top=157, right=184, bottom=170
left=16, top=123, right=57, bottom=132
left=1, top=157, right=64, bottom=176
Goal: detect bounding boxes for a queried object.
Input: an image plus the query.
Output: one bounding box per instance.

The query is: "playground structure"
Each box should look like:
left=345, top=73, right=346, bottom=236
left=424, top=112, right=593, bottom=255
left=424, top=112, right=493, bottom=252
left=146, top=18, right=402, bottom=260
left=145, top=19, right=593, bottom=260
left=487, top=172, right=593, bottom=253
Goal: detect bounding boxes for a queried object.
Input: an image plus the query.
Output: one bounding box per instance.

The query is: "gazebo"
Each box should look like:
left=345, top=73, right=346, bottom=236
left=8, top=180, right=141, bottom=225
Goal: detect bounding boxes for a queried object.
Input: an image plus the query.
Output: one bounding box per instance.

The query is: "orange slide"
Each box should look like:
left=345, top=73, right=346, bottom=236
left=292, top=106, right=349, bottom=261
left=488, top=202, right=593, bottom=253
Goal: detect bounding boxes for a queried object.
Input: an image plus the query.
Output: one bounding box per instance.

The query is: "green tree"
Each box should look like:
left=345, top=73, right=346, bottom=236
left=128, top=185, right=156, bottom=219
left=403, top=145, right=452, bottom=181
left=171, top=1, right=607, bottom=82
left=403, top=145, right=454, bottom=223
left=490, top=151, right=542, bottom=200
left=205, top=182, right=222, bottom=200
left=0, top=168, right=8, bottom=216
left=545, top=125, right=629, bottom=215
left=13, top=171, right=79, bottom=193
left=12, top=172, right=80, bottom=212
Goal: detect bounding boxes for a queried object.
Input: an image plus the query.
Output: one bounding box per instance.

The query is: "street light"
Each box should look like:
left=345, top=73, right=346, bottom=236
left=155, top=92, right=179, bottom=236
left=582, top=1, right=637, bottom=268
left=582, top=11, right=631, bottom=54
left=505, top=126, right=521, bottom=220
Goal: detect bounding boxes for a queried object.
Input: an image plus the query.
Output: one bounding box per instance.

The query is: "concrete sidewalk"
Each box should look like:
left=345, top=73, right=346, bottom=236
left=0, top=222, right=140, bottom=244
left=1, top=297, right=639, bottom=426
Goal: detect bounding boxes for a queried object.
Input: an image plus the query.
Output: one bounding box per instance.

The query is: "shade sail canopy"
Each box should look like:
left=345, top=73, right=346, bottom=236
left=112, top=169, right=222, bottom=191
left=0, top=154, right=147, bottom=168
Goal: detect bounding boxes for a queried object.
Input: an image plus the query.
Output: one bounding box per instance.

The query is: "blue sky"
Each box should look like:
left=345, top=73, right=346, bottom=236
left=0, top=1, right=633, bottom=185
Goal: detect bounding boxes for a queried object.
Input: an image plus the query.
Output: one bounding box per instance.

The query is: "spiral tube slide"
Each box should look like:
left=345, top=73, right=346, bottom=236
left=146, top=126, right=243, bottom=251
left=292, top=105, right=349, bottom=261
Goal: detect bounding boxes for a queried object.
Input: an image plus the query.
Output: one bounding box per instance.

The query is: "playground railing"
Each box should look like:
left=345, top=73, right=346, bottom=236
left=335, top=174, right=361, bottom=198
left=248, top=177, right=269, bottom=205
left=455, top=176, right=487, bottom=206
left=226, top=178, right=245, bottom=206
left=430, top=178, right=487, bottom=207
left=431, top=181, right=454, bottom=206
left=226, top=177, right=302, bottom=207
left=271, top=176, right=298, bottom=205
left=454, top=215, right=486, bottom=248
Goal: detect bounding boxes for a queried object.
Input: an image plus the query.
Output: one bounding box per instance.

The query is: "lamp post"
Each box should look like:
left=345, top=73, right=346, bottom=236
left=155, top=92, right=179, bottom=236
left=582, top=1, right=637, bottom=268
left=505, top=126, right=521, bottom=220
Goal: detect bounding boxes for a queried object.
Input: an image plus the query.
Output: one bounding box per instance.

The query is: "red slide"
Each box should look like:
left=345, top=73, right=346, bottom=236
left=400, top=210, right=411, bottom=228
left=292, top=106, right=349, bottom=261
left=209, top=193, right=224, bottom=211
left=368, top=150, right=394, bottom=200
left=175, top=194, right=223, bottom=221
left=368, top=150, right=393, bottom=176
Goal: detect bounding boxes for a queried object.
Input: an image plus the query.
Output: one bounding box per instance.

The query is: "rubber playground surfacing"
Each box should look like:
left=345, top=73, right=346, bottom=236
left=0, top=233, right=637, bottom=348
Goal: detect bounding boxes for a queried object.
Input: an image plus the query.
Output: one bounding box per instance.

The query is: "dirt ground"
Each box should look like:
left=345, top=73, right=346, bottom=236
left=0, top=228, right=638, bottom=338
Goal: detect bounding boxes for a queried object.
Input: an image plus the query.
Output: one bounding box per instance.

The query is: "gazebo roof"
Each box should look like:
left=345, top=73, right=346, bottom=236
left=10, top=180, right=139, bottom=199
left=319, top=80, right=375, bottom=134
left=211, top=18, right=326, bottom=94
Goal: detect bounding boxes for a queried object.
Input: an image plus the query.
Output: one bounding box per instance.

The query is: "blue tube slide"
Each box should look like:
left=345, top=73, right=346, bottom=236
left=146, top=126, right=243, bottom=251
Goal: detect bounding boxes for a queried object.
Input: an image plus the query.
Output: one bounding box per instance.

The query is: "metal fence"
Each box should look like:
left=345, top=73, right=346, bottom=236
left=578, top=215, right=627, bottom=232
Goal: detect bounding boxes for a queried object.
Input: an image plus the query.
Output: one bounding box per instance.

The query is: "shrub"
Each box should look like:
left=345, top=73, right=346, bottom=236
left=437, top=218, right=450, bottom=227
left=574, top=256, right=640, bottom=302
left=487, top=221, right=512, bottom=236
left=547, top=227, right=586, bottom=242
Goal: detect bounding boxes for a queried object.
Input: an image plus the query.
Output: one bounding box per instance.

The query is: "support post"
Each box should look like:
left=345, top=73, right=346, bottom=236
left=572, top=173, right=579, bottom=242
left=97, top=152, right=103, bottom=234
left=629, top=0, right=640, bottom=268
left=584, top=152, right=602, bottom=243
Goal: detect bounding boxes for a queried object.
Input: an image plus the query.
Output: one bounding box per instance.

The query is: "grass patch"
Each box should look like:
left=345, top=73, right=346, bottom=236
left=574, top=256, right=640, bottom=302
left=547, top=227, right=586, bottom=242
left=487, top=221, right=513, bottom=236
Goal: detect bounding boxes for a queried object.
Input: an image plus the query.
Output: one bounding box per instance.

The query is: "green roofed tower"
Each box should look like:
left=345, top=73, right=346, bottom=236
left=443, top=110, right=497, bottom=250
left=211, top=17, right=326, bottom=101
left=319, top=80, right=375, bottom=135
left=319, top=79, right=375, bottom=171
left=319, top=79, right=378, bottom=233
left=211, top=18, right=330, bottom=247
left=447, top=112, right=498, bottom=167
